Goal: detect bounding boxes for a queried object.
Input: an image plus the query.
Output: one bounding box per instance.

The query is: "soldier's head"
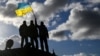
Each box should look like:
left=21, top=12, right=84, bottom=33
left=23, top=21, right=26, bottom=25
left=40, top=21, right=44, bottom=25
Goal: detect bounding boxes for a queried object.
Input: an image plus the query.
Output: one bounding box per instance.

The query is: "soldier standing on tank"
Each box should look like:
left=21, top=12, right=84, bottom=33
left=19, top=21, right=28, bottom=48
left=28, top=20, right=38, bottom=49
left=38, top=21, right=49, bottom=52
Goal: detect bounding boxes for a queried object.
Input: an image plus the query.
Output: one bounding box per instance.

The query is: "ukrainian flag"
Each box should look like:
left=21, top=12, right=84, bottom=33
left=15, top=3, right=33, bottom=16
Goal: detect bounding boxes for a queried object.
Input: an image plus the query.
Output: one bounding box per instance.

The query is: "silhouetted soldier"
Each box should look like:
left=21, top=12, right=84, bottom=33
left=38, top=21, right=49, bottom=52
left=19, top=21, right=28, bottom=48
left=28, top=20, right=38, bottom=49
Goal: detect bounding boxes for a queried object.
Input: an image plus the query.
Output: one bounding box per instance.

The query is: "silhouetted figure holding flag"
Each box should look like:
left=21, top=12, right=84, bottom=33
left=28, top=20, right=38, bottom=49
left=38, top=21, right=49, bottom=52
left=19, top=21, right=28, bottom=48
left=34, top=14, right=49, bottom=52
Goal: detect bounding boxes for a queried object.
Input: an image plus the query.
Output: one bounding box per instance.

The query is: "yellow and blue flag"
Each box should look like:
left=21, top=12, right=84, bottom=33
left=15, top=2, right=33, bottom=16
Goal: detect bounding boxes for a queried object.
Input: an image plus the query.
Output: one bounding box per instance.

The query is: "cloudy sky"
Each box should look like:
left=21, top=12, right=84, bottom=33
left=0, top=0, right=100, bottom=56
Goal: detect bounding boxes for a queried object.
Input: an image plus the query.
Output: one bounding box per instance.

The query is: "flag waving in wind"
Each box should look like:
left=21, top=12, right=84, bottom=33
left=15, top=2, right=33, bottom=16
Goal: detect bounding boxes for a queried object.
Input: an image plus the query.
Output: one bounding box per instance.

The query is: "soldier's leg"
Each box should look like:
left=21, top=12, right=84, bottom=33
left=40, top=38, right=44, bottom=51
left=35, top=38, right=38, bottom=49
left=25, top=36, right=28, bottom=44
left=21, top=37, right=24, bottom=48
left=44, top=38, right=49, bottom=52
left=31, top=37, right=34, bottom=48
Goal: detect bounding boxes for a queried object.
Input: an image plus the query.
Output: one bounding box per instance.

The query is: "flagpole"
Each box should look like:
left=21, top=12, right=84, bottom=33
left=32, top=11, right=38, bottom=26
left=29, top=2, right=38, bottom=26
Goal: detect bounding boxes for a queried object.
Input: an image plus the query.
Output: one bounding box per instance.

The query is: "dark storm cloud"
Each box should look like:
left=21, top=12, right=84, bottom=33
left=50, top=7, right=100, bottom=41
left=75, top=10, right=100, bottom=28
left=49, top=23, right=68, bottom=41
left=39, top=0, right=68, bottom=17
left=0, top=0, right=8, bottom=6
left=53, top=30, right=67, bottom=38
left=66, top=8, right=100, bottom=40
left=2, top=4, right=17, bottom=17
left=50, top=0, right=67, bottom=7
left=49, top=29, right=68, bottom=41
